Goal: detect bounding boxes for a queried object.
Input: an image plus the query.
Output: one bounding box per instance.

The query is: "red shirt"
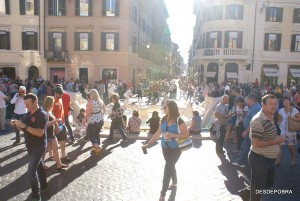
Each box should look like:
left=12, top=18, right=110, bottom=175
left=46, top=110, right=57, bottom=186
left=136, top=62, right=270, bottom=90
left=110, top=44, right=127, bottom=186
left=62, top=92, right=71, bottom=116
left=52, top=97, right=65, bottom=123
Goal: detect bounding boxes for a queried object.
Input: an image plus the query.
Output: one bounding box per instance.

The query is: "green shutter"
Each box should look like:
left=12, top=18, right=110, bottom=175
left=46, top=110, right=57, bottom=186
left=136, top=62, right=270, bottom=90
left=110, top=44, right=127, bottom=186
left=48, top=0, right=53, bottom=15
left=101, top=33, right=105, bottom=51
left=75, top=0, right=80, bottom=16
left=88, top=32, right=93, bottom=51
left=278, top=8, right=283, bottom=22
left=225, top=31, right=229, bottom=48
left=264, top=33, right=269, bottom=50
left=115, top=0, right=120, bottom=16
left=61, top=0, right=66, bottom=16
left=277, top=34, right=282, bottom=51
left=48, top=32, right=53, bottom=51
left=238, top=31, right=243, bottom=48
left=291, top=34, right=296, bottom=52
left=217, top=31, right=222, bottom=48
left=74, top=32, right=79, bottom=51
left=34, top=32, right=38, bottom=50
left=20, top=0, right=25, bottom=15
left=62, top=32, right=66, bottom=51
left=5, top=0, right=10, bottom=14
left=239, top=5, right=244, bottom=19
left=205, top=32, right=209, bottom=48
left=34, top=0, right=39, bottom=15
left=266, top=7, right=270, bottom=21
left=114, top=33, right=119, bottom=51
left=102, top=0, right=106, bottom=16
left=6, top=32, right=10, bottom=50
left=88, top=0, right=93, bottom=16
left=22, top=32, right=26, bottom=50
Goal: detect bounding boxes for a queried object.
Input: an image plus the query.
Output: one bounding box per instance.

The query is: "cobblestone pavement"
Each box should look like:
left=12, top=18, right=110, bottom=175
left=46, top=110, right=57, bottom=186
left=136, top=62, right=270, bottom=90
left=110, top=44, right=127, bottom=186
left=0, top=130, right=299, bottom=201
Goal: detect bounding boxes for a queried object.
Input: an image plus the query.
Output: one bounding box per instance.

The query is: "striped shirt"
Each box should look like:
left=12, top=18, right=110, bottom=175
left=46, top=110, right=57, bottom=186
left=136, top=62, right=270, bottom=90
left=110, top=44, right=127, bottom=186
left=249, top=110, right=279, bottom=159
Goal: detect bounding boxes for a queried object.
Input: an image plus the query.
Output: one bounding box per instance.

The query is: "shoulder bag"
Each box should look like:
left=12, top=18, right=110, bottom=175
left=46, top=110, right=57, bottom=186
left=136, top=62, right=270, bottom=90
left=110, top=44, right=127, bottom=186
left=288, top=108, right=300, bottom=132
left=176, top=116, right=193, bottom=151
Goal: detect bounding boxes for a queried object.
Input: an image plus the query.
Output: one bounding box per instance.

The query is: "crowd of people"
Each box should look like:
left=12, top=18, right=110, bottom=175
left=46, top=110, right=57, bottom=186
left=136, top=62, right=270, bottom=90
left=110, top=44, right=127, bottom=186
left=2, top=73, right=300, bottom=201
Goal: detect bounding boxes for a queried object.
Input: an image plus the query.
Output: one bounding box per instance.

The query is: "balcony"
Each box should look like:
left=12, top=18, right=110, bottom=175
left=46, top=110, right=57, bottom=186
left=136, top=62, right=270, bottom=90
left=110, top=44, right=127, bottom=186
left=194, top=48, right=251, bottom=60
left=45, top=51, right=69, bottom=62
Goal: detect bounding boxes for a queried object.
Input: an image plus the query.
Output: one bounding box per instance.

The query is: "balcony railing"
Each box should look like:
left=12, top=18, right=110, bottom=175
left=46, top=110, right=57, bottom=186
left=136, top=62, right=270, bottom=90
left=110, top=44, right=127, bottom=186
left=45, top=51, right=69, bottom=62
left=194, top=48, right=250, bottom=60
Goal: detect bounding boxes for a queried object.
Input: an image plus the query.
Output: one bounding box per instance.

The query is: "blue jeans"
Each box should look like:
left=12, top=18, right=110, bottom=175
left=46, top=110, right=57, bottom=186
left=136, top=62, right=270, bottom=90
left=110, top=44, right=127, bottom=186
left=64, top=115, right=75, bottom=141
left=87, top=121, right=103, bottom=145
left=108, top=122, right=127, bottom=140
left=28, top=146, right=47, bottom=200
left=236, top=134, right=251, bottom=165
left=249, top=151, right=276, bottom=201
left=13, top=113, right=26, bottom=140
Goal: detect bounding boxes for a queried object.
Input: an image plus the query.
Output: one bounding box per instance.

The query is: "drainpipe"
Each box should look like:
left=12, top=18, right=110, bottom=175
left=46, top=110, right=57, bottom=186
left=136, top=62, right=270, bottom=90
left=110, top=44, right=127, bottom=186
left=251, top=0, right=258, bottom=80
left=44, top=0, right=46, bottom=58
left=38, top=0, right=41, bottom=55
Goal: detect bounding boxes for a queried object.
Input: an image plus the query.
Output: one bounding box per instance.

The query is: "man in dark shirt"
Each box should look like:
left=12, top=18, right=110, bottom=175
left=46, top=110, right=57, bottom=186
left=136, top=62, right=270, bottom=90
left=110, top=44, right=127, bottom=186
left=14, top=93, right=48, bottom=201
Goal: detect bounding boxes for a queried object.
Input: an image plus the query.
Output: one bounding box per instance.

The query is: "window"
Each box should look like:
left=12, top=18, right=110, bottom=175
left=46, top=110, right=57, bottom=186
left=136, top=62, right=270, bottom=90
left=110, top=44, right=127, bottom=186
left=206, top=6, right=223, bottom=21
left=0, top=0, right=10, bottom=15
left=225, top=31, right=243, bottom=48
left=293, top=8, right=300, bottom=23
left=132, top=4, right=137, bottom=23
left=20, top=0, right=38, bottom=15
left=225, top=5, right=243, bottom=20
left=22, top=31, right=38, bottom=50
left=291, top=35, right=300, bottom=52
left=0, top=31, right=10, bottom=50
left=75, top=0, right=92, bottom=16
left=132, top=36, right=137, bottom=53
left=74, top=32, right=93, bottom=51
left=266, top=7, right=283, bottom=22
left=206, top=31, right=222, bottom=48
left=48, top=0, right=66, bottom=16
left=79, top=68, right=88, bottom=83
left=264, top=33, right=281, bottom=51
left=101, top=32, right=119, bottom=51
left=102, top=0, right=119, bottom=17
left=48, top=32, right=66, bottom=51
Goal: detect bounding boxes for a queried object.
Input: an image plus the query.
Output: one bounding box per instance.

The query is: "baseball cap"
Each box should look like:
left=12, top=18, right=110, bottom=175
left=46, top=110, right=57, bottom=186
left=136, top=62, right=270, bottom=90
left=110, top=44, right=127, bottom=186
left=54, top=87, right=63, bottom=95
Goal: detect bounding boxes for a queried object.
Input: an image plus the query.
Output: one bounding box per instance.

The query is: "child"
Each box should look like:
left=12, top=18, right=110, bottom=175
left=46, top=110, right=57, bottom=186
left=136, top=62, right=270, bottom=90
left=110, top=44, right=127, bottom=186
left=74, top=108, right=86, bottom=138
left=235, top=97, right=248, bottom=152
left=146, top=111, right=160, bottom=134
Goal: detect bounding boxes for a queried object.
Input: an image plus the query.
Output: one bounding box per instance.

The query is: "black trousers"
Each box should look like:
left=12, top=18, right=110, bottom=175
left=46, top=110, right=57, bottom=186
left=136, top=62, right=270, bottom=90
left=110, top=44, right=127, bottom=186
left=236, top=122, right=245, bottom=151
left=160, top=147, right=181, bottom=197
left=216, top=125, right=226, bottom=152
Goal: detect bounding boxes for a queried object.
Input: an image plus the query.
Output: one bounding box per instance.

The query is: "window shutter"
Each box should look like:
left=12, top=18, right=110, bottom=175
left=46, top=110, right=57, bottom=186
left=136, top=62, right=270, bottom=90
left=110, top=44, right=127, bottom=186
left=277, top=34, right=282, bottom=51
left=238, top=31, right=243, bottom=48
left=101, top=33, right=106, bottom=51
left=264, top=33, right=269, bottom=50
left=225, top=31, right=229, bottom=48
left=88, top=32, right=93, bottom=50
left=61, top=0, right=66, bottom=16
left=102, top=0, right=106, bottom=16
left=278, top=8, right=283, bottom=22
left=34, top=32, right=38, bottom=50
left=201, top=33, right=205, bottom=48
left=266, top=7, right=270, bottom=21
left=5, top=0, right=10, bottom=14
left=88, top=0, right=93, bottom=16
left=217, top=31, right=222, bottom=48
left=20, top=0, right=25, bottom=15
left=291, top=34, right=296, bottom=52
left=74, top=32, right=80, bottom=51
left=115, top=33, right=119, bottom=51
left=205, top=32, right=209, bottom=48
left=22, top=32, right=26, bottom=50
left=239, top=5, right=244, bottom=19
left=34, top=0, right=39, bottom=15
left=62, top=32, right=66, bottom=51
left=115, top=0, right=120, bottom=16
left=48, top=32, right=53, bottom=51
left=48, top=0, right=53, bottom=15
left=6, top=32, right=10, bottom=50
left=75, top=0, right=80, bottom=16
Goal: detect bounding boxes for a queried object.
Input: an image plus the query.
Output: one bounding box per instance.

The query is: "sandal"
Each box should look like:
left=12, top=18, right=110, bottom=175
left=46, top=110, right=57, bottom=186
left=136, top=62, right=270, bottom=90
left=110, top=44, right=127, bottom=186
left=57, top=164, right=68, bottom=170
left=43, top=165, right=50, bottom=170
left=48, top=156, right=54, bottom=161
left=61, top=156, right=71, bottom=162
left=167, top=183, right=177, bottom=190
left=289, top=161, right=296, bottom=166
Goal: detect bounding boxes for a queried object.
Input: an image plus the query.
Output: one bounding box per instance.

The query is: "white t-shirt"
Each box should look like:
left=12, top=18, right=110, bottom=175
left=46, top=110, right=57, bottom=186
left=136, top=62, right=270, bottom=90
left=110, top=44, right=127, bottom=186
left=278, top=107, right=299, bottom=135
left=0, top=91, right=7, bottom=108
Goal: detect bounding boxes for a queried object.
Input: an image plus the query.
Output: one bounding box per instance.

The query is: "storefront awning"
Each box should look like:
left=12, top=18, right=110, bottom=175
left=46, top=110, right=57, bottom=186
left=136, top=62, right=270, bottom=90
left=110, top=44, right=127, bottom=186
left=206, top=72, right=216, bottom=78
left=226, top=72, right=238, bottom=79
left=289, top=68, right=300, bottom=78
left=263, top=67, right=278, bottom=77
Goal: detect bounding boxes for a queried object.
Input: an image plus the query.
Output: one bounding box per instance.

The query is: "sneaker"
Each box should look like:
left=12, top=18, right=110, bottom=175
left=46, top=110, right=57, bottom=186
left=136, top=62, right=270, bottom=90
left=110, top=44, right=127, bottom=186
left=91, top=147, right=102, bottom=156
left=232, top=162, right=245, bottom=168
left=13, top=140, right=21, bottom=146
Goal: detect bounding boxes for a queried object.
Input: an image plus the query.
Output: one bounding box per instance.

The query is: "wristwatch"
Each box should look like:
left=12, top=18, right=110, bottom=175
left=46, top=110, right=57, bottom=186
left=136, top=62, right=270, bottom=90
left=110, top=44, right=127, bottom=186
left=24, top=125, right=29, bottom=130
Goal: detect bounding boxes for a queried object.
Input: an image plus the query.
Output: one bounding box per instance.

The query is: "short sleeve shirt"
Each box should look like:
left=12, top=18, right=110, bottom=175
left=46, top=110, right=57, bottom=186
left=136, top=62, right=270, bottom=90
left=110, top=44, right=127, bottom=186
left=52, top=98, right=65, bottom=123
left=0, top=91, right=6, bottom=108
left=215, top=103, right=228, bottom=125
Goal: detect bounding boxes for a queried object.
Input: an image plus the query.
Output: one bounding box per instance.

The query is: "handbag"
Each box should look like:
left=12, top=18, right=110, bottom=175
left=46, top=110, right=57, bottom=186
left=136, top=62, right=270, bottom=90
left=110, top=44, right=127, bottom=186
left=175, top=116, right=193, bottom=151
left=288, top=117, right=300, bottom=132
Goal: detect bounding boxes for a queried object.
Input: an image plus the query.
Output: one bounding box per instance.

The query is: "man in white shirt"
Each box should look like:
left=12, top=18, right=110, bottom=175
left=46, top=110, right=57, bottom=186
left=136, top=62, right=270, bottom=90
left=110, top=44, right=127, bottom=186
left=0, top=85, right=8, bottom=132
left=107, top=80, right=116, bottom=99
left=11, top=86, right=27, bottom=145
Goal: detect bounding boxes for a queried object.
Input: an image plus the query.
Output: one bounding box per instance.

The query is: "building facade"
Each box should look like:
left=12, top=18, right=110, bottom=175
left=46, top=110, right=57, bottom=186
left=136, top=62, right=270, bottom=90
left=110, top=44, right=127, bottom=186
left=0, top=0, right=172, bottom=83
left=192, top=0, right=300, bottom=86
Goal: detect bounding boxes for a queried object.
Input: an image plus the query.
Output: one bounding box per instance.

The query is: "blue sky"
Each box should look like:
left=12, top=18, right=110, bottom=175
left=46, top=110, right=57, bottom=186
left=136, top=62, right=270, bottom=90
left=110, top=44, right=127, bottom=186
left=165, top=0, right=196, bottom=63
